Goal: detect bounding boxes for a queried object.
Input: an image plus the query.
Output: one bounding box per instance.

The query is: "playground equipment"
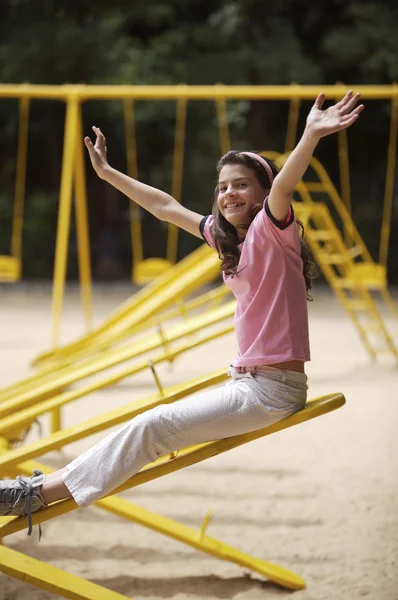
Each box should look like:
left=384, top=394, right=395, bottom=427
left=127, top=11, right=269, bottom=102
left=31, top=242, right=222, bottom=370
left=273, top=153, right=398, bottom=363
left=123, top=97, right=188, bottom=284
left=1, top=84, right=396, bottom=349
left=0, top=97, right=30, bottom=282
left=0, top=299, right=236, bottom=442
left=0, top=283, right=231, bottom=403
left=0, top=364, right=345, bottom=597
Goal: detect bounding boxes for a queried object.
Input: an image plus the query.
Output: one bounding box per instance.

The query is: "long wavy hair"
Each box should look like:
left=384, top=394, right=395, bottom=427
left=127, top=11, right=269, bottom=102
left=212, top=150, right=317, bottom=300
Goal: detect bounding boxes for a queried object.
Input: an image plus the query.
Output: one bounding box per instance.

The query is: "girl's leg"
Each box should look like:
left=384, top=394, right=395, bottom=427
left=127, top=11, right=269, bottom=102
left=58, top=372, right=304, bottom=508
left=0, top=368, right=306, bottom=532
left=41, top=468, right=71, bottom=505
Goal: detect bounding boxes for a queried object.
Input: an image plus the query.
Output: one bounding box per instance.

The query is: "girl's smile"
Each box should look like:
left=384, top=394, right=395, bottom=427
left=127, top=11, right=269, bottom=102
left=217, top=164, right=267, bottom=228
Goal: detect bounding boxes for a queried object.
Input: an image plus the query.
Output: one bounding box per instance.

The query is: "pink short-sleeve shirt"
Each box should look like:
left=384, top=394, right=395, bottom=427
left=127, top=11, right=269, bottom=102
left=200, top=198, right=310, bottom=367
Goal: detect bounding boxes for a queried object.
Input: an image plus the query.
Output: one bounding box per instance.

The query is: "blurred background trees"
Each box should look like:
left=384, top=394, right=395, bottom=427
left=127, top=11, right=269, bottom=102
left=0, top=0, right=397, bottom=280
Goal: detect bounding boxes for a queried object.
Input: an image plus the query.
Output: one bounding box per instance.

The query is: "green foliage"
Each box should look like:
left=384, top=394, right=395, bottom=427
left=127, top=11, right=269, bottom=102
left=0, top=0, right=397, bottom=280
left=21, top=192, right=59, bottom=277
left=323, top=3, right=398, bottom=82
left=0, top=194, right=14, bottom=255
left=0, top=191, right=58, bottom=277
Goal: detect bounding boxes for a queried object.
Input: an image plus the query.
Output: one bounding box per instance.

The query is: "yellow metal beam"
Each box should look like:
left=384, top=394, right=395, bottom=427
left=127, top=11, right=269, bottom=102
left=0, top=321, right=235, bottom=434
left=34, top=243, right=219, bottom=369
left=74, top=103, right=93, bottom=332
left=0, top=83, right=397, bottom=100
left=284, top=93, right=300, bottom=153
left=0, top=370, right=229, bottom=471
left=379, top=94, right=398, bottom=266
left=0, top=392, right=345, bottom=544
left=167, top=97, right=188, bottom=265
left=51, top=97, right=79, bottom=349
left=0, top=393, right=346, bottom=596
left=0, top=545, right=129, bottom=600
left=215, top=94, right=231, bottom=155
left=123, top=99, right=144, bottom=276
left=11, top=96, right=30, bottom=265
left=2, top=457, right=306, bottom=593
left=0, top=284, right=231, bottom=402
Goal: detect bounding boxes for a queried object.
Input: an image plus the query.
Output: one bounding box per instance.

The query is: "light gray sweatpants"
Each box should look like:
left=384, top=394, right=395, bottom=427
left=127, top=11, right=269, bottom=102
left=62, top=366, right=308, bottom=507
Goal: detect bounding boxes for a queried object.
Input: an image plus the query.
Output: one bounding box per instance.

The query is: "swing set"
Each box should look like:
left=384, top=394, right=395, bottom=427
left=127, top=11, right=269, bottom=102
left=0, top=84, right=397, bottom=351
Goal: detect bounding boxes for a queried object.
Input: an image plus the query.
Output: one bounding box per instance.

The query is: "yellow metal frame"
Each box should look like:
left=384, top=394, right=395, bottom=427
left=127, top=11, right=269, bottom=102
left=272, top=152, right=398, bottom=362
left=0, top=83, right=396, bottom=345
left=34, top=243, right=220, bottom=368
left=0, top=301, right=236, bottom=442
left=123, top=99, right=142, bottom=273
left=0, top=284, right=231, bottom=404
left=0, top=97, right=30, bottom=283
left=285, top=91, right=301, bottom=153
left=0, top=384, right=345, bottom=598
left=379, top=91, right=398, bottom=266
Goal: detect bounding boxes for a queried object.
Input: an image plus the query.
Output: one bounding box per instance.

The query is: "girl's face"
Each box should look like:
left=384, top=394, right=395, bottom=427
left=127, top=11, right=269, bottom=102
left=217, top=163, right=267, bottom=231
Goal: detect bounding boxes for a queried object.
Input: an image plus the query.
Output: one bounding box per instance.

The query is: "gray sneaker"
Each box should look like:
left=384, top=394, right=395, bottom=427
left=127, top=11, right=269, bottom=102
left=0, top=469, right=47, bottom=536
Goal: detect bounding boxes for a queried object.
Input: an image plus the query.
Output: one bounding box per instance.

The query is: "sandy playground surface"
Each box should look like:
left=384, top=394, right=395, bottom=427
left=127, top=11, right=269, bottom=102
left=0, top=283, right=398, bottom=600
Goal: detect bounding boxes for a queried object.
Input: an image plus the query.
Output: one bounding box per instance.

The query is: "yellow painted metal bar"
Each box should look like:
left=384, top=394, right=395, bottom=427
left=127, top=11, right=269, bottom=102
left=0, top=370, right=229, bottom=471
left=74, top=103, right=93, bottom=332
left=0, top=545, right=130, bottom=600
left=34, top=244, right=220, bottom=369
left=337, top=128, right=351, bottom=215
left=215, top=94, right=231, bottom=155
left=123, top=99, right=144, bottom=276
left=34, top=243, right=215, bottom=367
left=379, top=95, right=398, bottom=267
left=337, top=127, right=353, bottom=246
left=0, top=321, right=235, bottom=435
left=293, top=201, right=398, bottom=362
left=0, top=284, right=230, bottom=402
left=2, top=458, right=305, bottom=593
left=41, top=249, right=220, bottom=370
left=0, top=83, right=397, bottom=100
left=50, top=407, right=62, bottom=438
left=277, top=153, right=374, bottom=263
left=51, top=97, right=79, bottom=349
left=284, top=93, right=300, bottom=153
left=167, top=97, right=188, bottom=264
left=0, top=392, right=345, bottom=546
left=11, top=97, right=30, bottom=265
left=156, top=325, right=174, bottom=364
left=148, top=360, right=165, bottom=396
left=0, top=392, right=345, bottom=597
left=0, top=393, right=346, bottom=593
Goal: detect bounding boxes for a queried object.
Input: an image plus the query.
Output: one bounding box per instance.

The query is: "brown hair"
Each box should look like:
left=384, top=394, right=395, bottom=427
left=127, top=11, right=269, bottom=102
left=212, top=150, right=317, bottom=300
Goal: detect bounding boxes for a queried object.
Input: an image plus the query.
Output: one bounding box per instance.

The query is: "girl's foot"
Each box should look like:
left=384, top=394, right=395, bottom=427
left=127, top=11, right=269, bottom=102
left=0, top=469, right=47, bottom=535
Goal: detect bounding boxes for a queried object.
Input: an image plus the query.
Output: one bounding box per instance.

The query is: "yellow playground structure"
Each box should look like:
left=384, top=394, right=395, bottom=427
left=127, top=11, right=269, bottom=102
left=0, top=363, right=345, bottom=597
left=0, top=84, right=398, bottom=356
left=0, top=84, right=397, bottom=598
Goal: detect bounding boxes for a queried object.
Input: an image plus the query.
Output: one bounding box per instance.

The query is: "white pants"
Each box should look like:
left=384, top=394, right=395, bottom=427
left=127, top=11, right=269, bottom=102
left=62, top=366, right=308, bottom=507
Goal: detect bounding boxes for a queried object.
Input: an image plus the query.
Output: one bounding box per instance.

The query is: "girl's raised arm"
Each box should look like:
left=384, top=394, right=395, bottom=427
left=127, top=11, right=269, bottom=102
left=85, top=127, right=204, bottom=239
left=268, top=90, right=364, bottom=222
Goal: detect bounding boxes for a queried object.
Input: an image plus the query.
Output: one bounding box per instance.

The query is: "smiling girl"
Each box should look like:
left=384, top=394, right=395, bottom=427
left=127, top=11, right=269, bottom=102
left=0, top=91, right=364, bottom=532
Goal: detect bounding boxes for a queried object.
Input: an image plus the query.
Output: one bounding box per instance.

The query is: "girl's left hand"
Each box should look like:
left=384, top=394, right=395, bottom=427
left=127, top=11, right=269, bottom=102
left=306, top=90, right=364, bottom=139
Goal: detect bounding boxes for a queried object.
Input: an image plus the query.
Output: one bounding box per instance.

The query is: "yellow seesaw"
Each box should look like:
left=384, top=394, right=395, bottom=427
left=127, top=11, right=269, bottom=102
left=0, top=370, right=345, bottom=598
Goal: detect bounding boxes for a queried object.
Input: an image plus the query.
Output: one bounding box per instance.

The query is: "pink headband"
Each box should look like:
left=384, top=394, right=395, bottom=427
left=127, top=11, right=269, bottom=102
left=240, top=152, right=274, bottom=186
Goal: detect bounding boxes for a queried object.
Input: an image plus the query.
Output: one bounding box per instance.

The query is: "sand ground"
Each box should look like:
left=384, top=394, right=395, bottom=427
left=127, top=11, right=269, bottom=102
left=0, top=284, right=397, bottom=600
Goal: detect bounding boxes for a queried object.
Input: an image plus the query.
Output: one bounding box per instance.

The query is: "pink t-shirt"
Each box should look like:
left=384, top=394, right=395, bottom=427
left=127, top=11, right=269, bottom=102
left=200, top=198, right=310, bottom=367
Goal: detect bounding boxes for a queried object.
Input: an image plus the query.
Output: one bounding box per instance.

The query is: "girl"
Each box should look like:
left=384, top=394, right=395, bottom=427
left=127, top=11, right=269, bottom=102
left=0, top=91, right=363, bottom=534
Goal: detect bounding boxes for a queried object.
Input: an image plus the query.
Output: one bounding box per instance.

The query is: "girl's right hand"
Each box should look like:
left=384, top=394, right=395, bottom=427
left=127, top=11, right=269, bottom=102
left=84, top=126, right=109, bottom=179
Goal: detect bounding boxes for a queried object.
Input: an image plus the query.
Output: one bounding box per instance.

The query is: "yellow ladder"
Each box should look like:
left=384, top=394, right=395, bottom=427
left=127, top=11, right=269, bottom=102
left=294, top=200, right=398, bottom=363
left=273, top=153, right=398, bottom=363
